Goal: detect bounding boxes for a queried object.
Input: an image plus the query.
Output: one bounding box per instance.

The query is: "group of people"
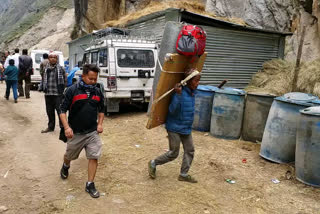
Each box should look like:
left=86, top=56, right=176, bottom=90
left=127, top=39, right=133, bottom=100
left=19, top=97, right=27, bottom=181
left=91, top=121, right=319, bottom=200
left=58, top=65, right=200, bottom=198
left=0, top=49, right=201, bottom=199
left=0, top=48, right=33, bottom=103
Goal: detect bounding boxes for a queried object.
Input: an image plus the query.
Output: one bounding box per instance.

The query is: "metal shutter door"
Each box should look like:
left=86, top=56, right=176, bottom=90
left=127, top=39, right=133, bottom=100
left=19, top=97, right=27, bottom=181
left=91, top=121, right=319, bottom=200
left=202, top=27, right=281, bottom=89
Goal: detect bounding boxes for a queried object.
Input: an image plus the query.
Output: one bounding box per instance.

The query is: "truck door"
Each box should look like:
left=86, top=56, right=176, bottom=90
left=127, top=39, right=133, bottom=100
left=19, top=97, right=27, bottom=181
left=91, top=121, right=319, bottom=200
left=97, top=48, right=113, bottom=90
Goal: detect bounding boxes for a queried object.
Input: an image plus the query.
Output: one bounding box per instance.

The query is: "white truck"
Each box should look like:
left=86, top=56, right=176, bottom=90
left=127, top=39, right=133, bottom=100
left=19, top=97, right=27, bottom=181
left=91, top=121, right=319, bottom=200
left=75, top=33, right=158, bottom=113
left=30, top=50, right=64, bottom=88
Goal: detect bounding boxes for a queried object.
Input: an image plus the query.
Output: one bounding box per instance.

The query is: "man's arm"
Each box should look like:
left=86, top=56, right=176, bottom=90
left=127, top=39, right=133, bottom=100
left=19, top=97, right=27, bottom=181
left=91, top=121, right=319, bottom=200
left=61, top=66, right=67, bottom=86
left=59, top=87, right=73, bottom=138
left=4, top=57, right=9, bottom=68
left=97, top=89, right=105, bottom=133
left=97, top=113, right=104, bottom=133
left=60, top=113, right=73, bottom=138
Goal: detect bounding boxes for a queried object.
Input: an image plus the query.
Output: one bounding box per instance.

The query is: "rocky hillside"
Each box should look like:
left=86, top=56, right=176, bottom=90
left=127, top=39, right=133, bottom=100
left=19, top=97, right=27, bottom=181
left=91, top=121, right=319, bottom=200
left=1, top=0, right=319, bottom=61
left=72, top=0, right=207, bottom=38
left=73, top=0, right=319, bottom=61
left=206, top=0, right=320, bottom=61
left=0, top=0, right=74, bottom=56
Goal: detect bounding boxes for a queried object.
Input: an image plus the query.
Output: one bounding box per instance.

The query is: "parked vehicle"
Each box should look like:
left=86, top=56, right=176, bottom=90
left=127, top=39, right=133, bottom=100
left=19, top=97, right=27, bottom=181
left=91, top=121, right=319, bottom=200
left=75, top=32, right=158, bottom=113
left=30, top=50, right=64, bottom=88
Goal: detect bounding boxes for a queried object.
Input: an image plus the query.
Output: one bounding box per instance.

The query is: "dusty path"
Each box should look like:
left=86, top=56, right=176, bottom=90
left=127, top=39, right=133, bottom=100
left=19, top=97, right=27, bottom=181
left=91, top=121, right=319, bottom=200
left=0, top=83, right=320, bottom=214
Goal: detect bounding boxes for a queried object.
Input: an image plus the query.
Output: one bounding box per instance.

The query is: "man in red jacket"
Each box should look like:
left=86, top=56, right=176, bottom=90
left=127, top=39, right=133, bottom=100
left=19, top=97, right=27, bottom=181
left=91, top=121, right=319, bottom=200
left=59, top=64, right=105, bottom=198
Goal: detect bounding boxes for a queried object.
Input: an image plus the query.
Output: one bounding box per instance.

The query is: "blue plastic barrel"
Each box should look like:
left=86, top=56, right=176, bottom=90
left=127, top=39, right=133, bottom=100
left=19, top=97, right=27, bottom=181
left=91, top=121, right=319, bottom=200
left=296, top=106, right=320, bottom=187
left=192, top=85, right=218, bottom=132
left=210, top=88, right=246, bottom=139
left=260, top=92, right=317, bottom=163
left=242, top=92, right=276, bottom=143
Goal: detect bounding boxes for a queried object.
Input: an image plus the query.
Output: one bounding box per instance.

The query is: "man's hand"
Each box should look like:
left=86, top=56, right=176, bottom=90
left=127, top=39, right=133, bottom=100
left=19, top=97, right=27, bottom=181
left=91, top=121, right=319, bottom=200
left=65, top=127, right=74, bottom=138
left=97, top=124, right=103, bottom=133
left=174, top=83, right=182, bottom=94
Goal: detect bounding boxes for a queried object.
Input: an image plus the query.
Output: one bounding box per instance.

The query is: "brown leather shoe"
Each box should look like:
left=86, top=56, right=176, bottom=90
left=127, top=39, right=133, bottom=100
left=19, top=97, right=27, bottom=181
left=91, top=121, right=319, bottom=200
left=41, top=128, right=54, bottom=133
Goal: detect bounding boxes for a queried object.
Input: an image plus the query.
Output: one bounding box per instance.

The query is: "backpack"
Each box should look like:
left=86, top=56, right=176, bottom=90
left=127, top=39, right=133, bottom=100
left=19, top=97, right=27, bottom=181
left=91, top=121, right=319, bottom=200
left=176, top=25, right=207, bottom=56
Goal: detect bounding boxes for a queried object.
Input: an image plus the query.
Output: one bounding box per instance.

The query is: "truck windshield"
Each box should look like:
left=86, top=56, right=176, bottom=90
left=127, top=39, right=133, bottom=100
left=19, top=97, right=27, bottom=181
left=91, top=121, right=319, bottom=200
left=99, top=49, right=108, bottom=67
left=117, top=49, right=154, bottom=68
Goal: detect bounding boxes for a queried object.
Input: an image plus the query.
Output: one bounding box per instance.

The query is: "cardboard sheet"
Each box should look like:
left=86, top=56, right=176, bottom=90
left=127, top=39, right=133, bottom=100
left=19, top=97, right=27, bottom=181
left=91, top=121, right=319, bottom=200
left=146, top=53, right=207, bottom=129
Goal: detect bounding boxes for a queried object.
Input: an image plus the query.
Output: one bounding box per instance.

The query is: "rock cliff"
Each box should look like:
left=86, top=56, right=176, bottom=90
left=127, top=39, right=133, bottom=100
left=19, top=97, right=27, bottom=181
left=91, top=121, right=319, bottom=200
left=205, top=0, right=320, bottom=61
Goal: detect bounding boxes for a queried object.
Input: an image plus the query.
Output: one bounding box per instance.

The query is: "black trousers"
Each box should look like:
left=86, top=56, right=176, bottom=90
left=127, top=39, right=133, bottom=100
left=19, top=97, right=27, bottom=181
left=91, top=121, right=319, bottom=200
left=18, top=72, right=31, bottom=97
left=45, top=95, right=63, bottom=130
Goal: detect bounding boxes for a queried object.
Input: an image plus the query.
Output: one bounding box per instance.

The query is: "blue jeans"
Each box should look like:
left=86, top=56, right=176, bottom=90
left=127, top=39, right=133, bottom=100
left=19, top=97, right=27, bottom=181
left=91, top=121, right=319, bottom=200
left=5, top=80, right=18, bottom=100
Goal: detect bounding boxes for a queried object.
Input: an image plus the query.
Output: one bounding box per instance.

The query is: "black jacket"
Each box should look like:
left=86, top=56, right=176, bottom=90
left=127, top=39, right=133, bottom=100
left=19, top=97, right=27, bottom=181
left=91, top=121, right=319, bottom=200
left=19, top=55, right=33, bottom=74
left=60, top=82, right=105, bottom=134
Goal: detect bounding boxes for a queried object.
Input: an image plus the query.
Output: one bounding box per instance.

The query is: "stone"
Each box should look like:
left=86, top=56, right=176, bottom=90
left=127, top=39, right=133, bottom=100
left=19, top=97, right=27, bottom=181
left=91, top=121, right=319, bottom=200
left=206, top=0, right=295, bottom=32
left=0, top=206, right=8, bottom=212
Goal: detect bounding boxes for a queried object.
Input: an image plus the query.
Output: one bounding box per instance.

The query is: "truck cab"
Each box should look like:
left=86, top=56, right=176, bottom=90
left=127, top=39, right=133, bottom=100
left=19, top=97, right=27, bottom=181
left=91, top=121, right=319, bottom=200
left=76, top=35, right=158, bottom=112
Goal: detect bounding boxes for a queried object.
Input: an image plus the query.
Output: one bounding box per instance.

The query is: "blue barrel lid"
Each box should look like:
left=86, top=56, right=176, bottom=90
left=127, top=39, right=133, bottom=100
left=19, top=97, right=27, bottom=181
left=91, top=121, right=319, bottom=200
left=311, top=99, right=320, bottom=105
left=215, top=87, right=246, bottom=96
left=275, top=92, right=318, bottom=106
left=247, top=92, right=276, bottom=98
left=300, top=106, right=320, bottom=116
left=196, top=85, right=218, bottom=92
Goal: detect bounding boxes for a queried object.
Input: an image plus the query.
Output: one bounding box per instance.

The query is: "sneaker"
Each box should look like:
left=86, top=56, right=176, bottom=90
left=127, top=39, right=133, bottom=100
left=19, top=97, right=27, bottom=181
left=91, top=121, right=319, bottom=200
left=148, top=160, right=156, bottom=179
left=85, top=182, right=100, bottom=198
left=178, top=175, right=198, bottom=183
left=60, top=164, right=69, bottom=179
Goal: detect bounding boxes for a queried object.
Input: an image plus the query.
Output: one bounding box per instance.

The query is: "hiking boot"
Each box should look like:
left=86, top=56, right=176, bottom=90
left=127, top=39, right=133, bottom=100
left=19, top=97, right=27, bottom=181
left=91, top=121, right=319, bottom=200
left=178, top=175, right=198, bottom=183
left=148, top=160, right=156, bottom=179
left=60, top=164, right=69, bottom=179
left=85, top=182, right=100, bottom=198
left=41, top=128, right=54, bottom=133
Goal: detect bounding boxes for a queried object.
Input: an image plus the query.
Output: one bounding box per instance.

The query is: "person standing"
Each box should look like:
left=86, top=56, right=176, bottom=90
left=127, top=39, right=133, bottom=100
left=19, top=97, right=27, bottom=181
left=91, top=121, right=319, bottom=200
left=4, top=59, right=19, bottom=103
left=4, top=48, right=19, bottom=69
left=41, top=52, right=67, bottom=133
left=0, top=61, right=4, bottom=83
left=67, top=63, right=80, bottom=87
left=59, top=64, right=105, bottom=198
left=18, top=49, right=33, bottom=98
left=38, top=53, right=49, bottom=91
left=148, top=68, right=201, bottom=183
left=40, top=53, right=49, bottom=79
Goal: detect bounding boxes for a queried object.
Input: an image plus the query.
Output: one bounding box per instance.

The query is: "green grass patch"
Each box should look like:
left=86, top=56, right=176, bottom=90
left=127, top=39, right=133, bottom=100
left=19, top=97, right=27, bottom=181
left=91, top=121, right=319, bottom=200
left=55, top=0, right=73, bottom=9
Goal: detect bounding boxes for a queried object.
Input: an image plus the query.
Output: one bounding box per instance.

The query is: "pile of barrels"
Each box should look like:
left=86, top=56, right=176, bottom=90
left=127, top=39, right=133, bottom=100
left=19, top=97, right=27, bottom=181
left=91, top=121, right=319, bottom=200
left=193, top=86, right=320, bottom=187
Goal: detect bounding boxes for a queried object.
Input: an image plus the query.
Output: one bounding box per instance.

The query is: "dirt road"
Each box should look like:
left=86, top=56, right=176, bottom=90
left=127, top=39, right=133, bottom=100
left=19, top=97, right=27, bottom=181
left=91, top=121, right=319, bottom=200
left=0, top=83, right=320, bottom=214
